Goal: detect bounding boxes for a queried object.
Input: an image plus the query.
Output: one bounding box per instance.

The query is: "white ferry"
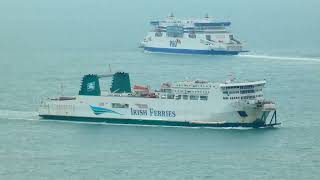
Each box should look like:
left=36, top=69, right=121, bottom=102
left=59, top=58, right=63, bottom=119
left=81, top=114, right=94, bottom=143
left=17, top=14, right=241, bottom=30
left=140, top=13, right=247, bottom=55
left=39, top=72, right=279, bottom=128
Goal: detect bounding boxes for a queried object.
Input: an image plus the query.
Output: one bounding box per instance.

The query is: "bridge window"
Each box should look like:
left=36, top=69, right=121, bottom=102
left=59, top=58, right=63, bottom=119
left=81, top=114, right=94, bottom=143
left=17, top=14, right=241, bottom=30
left=166, top=26, right=184, bottom=38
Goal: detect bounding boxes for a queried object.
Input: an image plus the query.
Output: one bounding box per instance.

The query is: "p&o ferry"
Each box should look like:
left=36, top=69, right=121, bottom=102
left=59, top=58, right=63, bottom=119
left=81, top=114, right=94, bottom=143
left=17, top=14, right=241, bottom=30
left=39, top=72, right=279, bottom=128
left=140, top=13, right=247, bottom=55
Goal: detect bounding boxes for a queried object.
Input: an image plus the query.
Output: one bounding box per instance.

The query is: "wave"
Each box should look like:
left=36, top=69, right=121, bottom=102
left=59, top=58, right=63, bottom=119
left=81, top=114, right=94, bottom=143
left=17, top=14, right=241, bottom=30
left=238, top=54, right=320, bottom=62
left=0, top=109, right=38, bottom=120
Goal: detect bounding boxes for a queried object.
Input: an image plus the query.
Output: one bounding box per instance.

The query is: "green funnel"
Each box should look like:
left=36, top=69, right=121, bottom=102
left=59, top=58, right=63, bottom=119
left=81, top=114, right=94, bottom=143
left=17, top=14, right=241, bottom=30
left=79, top=74, right=101, bottom=96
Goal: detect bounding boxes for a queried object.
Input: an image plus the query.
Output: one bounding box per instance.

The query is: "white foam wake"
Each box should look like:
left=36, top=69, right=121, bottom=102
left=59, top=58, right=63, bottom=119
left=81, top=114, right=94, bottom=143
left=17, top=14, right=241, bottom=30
left=0, top=109, right=38, bottom=121
left=238, top=54, right=320, bottom=62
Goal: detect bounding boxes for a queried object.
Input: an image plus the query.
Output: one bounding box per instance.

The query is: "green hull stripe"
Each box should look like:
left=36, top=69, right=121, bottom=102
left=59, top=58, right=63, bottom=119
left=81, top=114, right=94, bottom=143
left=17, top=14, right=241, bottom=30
left=39, top=115, right=272, bottom=128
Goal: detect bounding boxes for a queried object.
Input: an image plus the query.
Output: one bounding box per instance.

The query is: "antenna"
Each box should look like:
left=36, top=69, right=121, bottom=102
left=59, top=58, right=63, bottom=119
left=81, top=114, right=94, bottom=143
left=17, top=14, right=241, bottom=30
left=59, top=82, right=64, bottom=96
left=228, top=73, right=236, bottom=82
left=108, top=64, right=112, bottom=74
left=97, top=64, right=113, bottom=78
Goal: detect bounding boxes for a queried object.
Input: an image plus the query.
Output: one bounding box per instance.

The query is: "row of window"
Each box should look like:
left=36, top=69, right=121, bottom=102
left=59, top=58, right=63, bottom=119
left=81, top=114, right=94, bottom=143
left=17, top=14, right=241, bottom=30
left=174, top=89, right=210, bottom=94
left=110, top=93, right=210, bottom=108
left=135, top=104, right=148, bottom=109
left=188, top=33, right=196, bottom=38
left=195, top=26, right=225, bottom=30
left=161, top=94, right=208, bottom=101
left=53, top=104, right=74, bottom=111
left=224, top=84, right=264, bottom=90
left=240, top=90, right=255, bottom=94
left=225, top=85, right=252, bottom=90
left=223, top=89, right=261, bottom=94
left=112, top=103, right=129, bottom=108
left=223, top=91, right=239, bottom=94
left=175, top=84, right=211, bottom=88
left=222, top=94, right=263, bottom=100
left=155, top=32, right=221, bottom=41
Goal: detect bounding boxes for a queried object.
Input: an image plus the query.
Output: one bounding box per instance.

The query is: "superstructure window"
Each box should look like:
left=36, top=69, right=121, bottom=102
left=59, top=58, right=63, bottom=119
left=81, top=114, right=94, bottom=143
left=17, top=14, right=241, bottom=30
left=205, top=35, right=211, bottom=41
left=161, top=89, right=172, bottom=93
left=200, top=96, right=208, bottom=101
left=155, top=32, right=162, bottom=37
left=240, top=85, right=254, bottom=89
left=183, top=95, right=189, bottom=100
left=240, top=90, right=255, bottom=94
left=229, top=91, right=240, bottom=94
left=175, top=95, right=181, bottom=100
left=241, top=96, right=256, bottom=100
left=166, top=26, right=184, bottom=38
left=167, top=94, right=174, bottom=99
left=188, top=33, right=196, bottom=38
left=190, top=95, right=199, bottom=100
left=231, top=97, right=240, bottom=100
left=112, top=103, right=129, bottom=108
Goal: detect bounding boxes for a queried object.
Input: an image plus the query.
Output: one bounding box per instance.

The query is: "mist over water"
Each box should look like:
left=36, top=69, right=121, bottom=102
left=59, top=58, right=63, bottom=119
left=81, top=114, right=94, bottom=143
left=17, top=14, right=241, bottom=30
left=0, top=0, right=319, bottom=54
left=0, top=0, right=320, bottom=179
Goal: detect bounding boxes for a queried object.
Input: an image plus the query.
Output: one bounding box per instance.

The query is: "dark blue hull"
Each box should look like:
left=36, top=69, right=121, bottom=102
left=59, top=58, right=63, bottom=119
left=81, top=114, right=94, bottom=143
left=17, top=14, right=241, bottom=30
left=39, top=115, right=274, bottom=128
left=144, top=47, right=245, bottom=55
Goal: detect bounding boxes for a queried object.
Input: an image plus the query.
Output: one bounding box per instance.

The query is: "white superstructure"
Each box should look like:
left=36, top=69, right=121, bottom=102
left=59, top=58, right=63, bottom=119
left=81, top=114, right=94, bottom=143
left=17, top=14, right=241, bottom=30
left=39, top=72, right=279, bottom=128
left=140, top=13, right=247, bottom=55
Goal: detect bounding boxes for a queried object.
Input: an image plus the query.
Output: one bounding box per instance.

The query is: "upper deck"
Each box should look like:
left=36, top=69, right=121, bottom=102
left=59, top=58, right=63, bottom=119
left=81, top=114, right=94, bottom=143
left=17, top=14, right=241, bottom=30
left=155, top=79, right=265, bottom=100
left=149, top=14, right=231, bottom=33
left=76, top=72, right=265, bottom=102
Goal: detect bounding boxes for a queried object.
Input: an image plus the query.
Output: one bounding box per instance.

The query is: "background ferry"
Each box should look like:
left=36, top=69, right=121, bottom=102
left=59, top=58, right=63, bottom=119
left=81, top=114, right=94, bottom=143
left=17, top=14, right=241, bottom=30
left=140, top=13, right=248, bottom=55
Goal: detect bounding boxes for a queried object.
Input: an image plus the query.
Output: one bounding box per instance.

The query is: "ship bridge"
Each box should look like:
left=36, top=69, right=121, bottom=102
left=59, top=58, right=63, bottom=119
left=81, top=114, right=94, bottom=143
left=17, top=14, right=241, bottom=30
left=158, top=80, right=215, bottom=101
left=219, top=81, right=266, bottom=101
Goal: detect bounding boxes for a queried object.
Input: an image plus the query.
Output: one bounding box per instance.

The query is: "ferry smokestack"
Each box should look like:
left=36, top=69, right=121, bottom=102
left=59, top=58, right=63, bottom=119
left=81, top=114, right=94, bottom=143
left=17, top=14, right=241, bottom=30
left=79, top=74, right=101, bottom=96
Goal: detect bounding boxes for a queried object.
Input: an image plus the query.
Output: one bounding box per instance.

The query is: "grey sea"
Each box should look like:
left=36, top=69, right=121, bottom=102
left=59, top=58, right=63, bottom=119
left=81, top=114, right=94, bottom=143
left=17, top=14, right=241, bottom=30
left=0, top=0, right=320, bottom=179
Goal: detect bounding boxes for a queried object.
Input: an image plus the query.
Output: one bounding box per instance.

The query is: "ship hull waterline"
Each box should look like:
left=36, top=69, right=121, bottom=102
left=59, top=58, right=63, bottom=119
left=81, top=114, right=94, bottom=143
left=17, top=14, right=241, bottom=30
left=143, top=47, right=249, bottom=55
left=39, top=115, right=279, bottom=128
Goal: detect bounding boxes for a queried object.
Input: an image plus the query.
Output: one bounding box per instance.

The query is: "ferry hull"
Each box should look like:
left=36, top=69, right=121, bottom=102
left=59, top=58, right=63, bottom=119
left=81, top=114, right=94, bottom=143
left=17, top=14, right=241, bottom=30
left=144, top=47, right=241, bottom=55
left=39, top=115, right=275, bottom=128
